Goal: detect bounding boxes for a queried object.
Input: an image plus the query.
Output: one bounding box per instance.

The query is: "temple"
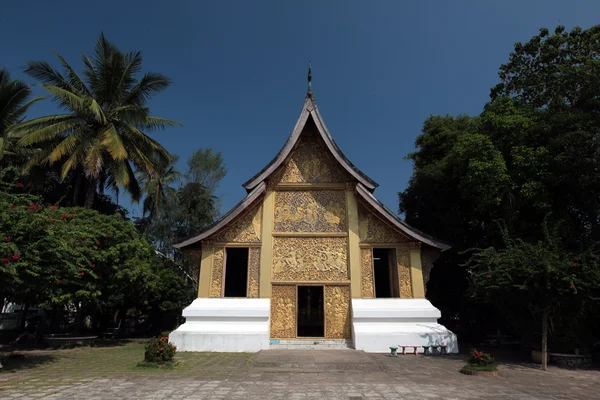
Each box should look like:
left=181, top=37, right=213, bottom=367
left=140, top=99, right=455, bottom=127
left=169, top=66, right=458, bottom=353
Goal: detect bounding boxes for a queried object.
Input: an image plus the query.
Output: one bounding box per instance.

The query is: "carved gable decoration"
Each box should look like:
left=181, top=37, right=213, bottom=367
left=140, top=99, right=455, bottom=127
left=358, top=204, right=410, bottom=243
left=272, top=237, right=348, bottom=281
left=271, top=125, right=349, bottom=185
left=274, top=190, right=346, bottom=232
left=210, top=203, right=262, bottom=243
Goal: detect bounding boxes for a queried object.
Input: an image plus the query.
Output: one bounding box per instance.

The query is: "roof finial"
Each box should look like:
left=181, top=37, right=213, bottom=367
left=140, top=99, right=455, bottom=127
left=307, top=61, right=313, bottom=97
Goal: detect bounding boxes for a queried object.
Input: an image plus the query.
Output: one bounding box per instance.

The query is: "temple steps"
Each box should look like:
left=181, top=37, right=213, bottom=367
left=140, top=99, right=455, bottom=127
left=269, top=339, right=354, bottom=349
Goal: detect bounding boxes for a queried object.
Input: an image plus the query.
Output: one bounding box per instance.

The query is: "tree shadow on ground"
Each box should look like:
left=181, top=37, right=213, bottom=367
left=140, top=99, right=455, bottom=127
left=0, top=353, right=57, bottom=372
left=5, top=338, right=137, bottom=351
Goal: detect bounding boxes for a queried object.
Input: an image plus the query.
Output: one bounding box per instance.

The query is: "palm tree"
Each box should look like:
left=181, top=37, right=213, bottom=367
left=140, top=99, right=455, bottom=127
left=0, top=69, right=42, bottom=161
left=15, top=33, right=181, bottom=208
left=139, top=156, right=180, bottom=219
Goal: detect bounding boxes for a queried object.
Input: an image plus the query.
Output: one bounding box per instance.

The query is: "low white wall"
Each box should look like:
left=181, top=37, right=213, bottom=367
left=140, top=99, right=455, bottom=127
left=169, top=298, right=270, bottom=352
left=352, top=298, right=458, bottom=353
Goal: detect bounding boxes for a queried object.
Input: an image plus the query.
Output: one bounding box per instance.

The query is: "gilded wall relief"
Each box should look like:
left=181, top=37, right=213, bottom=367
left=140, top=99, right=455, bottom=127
left=358, top=205, right=410, bottom=243
left=325, top=285, right=351, bottom=339
left=360, top=248, right=374, bottom=298
left=247, top=247, right=260, bottom=298
left=397, top=247, right=412, bottom=298
left=421, top=247, right=440, bottom=295
left=274, top=190, right=346, bottom=232
left=270, top=285, right=296, bottom=339
left=272, top=237, right=348, bottom=281
left=210, top=248, right=224, bottom=297
left=211, top=204, right=262, bottom=243
left=271, top=130, right=348, bottom=185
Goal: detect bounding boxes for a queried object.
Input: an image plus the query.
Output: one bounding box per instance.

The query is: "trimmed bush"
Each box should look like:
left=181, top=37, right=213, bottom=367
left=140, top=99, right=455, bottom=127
left=144, top=336, right=177, bottom=363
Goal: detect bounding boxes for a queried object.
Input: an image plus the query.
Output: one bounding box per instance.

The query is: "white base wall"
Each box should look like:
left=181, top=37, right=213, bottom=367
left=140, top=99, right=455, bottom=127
left=352, top=298, right=458, bottom=353
left=169, top=298, right=270, bottom=352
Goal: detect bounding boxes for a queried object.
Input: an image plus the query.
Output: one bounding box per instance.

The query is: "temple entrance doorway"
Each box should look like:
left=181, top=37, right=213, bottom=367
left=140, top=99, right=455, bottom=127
left=297, top=285, right=324, bottom=337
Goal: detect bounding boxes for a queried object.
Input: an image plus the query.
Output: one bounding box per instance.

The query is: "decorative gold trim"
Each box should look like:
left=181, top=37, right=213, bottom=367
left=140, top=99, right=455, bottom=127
left=213, top=242, right=262, bottom=247
left=409, top=247, right=425, bottom=298
left=360, top=243, right=410, bottom=248
left=346, top=190, right=361, bottom=298
left=271, top=280, right=351, bottom=285
left=272, top=232, right=348, bottom=237
left=273, top=183, right=347, bottom=190
left=259, top=190, right=274, bottom=298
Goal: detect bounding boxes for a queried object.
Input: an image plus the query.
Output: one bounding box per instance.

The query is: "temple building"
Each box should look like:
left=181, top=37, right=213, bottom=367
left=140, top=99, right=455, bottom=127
left=169, top=68, right=458, bottom=353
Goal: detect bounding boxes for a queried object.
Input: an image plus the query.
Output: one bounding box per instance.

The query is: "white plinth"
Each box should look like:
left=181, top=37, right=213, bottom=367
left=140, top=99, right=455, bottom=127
left=351, top=298, right=458, bottom=353
left=169, top=298, right=270, bottom=352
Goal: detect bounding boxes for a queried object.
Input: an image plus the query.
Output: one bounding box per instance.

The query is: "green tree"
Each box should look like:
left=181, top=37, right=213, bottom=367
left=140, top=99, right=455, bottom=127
left=492, top=25, right=600, bottom=242
left=400, top=25, right=600, bottom=348
left=0, top=69, right=42, bottom=160
left=139, top=156, right=180, bottom=219
left=14, top=33, right=181, bottom=208
left=185, top=148, right=226, bottom=193
left=466, top=223, right=600, bottom=370
left=0, top=183, right=188, bottom=333
left=136, top=148, right=224, bottom=256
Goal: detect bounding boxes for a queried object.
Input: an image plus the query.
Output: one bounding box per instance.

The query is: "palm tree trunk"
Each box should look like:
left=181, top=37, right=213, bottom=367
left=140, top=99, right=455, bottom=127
left=85, top=179, right=96, bottom=209
left=73, top=173, right=83, bottom=206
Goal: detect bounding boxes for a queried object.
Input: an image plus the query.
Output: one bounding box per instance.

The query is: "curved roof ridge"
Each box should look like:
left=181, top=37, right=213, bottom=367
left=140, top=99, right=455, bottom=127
left=173, top=182, right=266, bottom=249
left=242, top=96, right=378, bottom=191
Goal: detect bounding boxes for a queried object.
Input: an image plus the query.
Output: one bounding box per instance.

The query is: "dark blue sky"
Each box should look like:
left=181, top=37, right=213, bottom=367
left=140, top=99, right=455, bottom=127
left=2, top=1, right=599, bottom=217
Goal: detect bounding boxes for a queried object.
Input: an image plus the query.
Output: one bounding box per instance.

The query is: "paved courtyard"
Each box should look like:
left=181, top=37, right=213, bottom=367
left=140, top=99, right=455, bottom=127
left=1, top=341, right=599, bottom=399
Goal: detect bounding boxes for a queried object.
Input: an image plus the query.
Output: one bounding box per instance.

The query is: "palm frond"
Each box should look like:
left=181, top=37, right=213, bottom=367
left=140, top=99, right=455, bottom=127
left=125, top=72, right=171, bottom=106
left=137, top=116, right=182, bottom=131
left=11, top=114, right=78, bottom=133
left=24, top=61, right=74, bottom=91
left=51, top=49, right=91, bottom=96
left=17, top=120, right=78, bottom=146
left=100, top=123, right=127, bottom=160
left=9, top=96, right=45, bottom=123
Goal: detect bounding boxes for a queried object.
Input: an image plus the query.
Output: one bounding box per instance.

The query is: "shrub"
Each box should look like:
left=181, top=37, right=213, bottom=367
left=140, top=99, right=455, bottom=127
left=144, top=336, right=177, bottom=363
left=468, top=348, right=494, bottom=366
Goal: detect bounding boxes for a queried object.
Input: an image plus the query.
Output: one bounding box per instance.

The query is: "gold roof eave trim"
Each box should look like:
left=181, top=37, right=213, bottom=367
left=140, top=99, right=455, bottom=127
left=172, top=182, right=267, bottom=249
left=355, top=183, right=451, bottom=252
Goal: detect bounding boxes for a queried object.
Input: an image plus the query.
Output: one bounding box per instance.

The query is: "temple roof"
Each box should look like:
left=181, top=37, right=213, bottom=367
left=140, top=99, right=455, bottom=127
left=173, top=72, right=450, bottom=251
left=242, top=94, right=378, bottom=192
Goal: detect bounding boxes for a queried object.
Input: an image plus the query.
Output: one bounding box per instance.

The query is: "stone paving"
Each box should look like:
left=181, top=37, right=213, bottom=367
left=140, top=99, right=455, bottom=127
left=0, top=341, right=599, bottom=399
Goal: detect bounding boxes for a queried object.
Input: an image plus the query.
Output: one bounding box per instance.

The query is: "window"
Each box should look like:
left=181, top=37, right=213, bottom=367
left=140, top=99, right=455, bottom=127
left=373, top=248, right=399, bottom=298
left=223, top=248, right=249, bottom=297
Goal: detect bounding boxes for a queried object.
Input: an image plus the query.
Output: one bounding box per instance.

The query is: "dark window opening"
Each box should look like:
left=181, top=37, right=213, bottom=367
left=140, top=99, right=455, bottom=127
left=297, top=286, right=324, bottom=337
left=373, top=248, right=399, bottom=298
left=224, top=248, right=248, bottom=297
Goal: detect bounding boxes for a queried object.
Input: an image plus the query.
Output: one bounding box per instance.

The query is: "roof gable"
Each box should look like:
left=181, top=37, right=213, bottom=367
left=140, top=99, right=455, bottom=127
left=243, top=96, right=378, bottom=191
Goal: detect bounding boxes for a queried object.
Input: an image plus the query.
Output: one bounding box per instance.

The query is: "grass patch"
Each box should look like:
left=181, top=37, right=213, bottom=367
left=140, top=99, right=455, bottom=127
left=136, top=361, right=177, bottom=369
left=461, top=363, right=498, bottom=372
